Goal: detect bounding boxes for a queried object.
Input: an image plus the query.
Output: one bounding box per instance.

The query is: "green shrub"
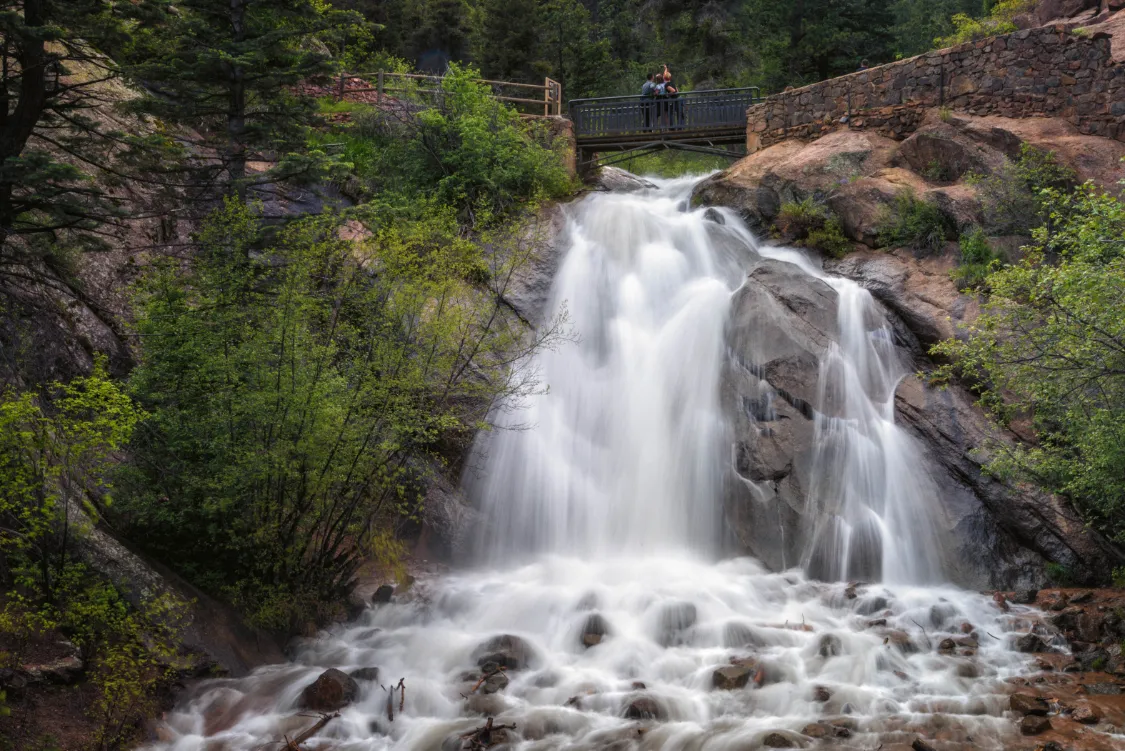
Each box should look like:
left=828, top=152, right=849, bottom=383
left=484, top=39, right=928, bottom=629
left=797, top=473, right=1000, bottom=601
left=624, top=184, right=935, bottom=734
left=933, top=184, right=1125, bottom=546
left=951, top=227, right=1001, bottom=290
left=968, top=144, right=1078, bottom=236
left=877, top=190, right=950, bottom=253
left=776, top=197, right=828, bottom=241
left=935, top=0, right=1037, bottom=47
left=806, top=217, right=853, bottom=258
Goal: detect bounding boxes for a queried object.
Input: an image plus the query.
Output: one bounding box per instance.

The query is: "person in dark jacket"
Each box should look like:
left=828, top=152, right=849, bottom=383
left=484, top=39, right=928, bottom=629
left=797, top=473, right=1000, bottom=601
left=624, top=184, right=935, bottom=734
left=641, top=73, right=657, bottom=129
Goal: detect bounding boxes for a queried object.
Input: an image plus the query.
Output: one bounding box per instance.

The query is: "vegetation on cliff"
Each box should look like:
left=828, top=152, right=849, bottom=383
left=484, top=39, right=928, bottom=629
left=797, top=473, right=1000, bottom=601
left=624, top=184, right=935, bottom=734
left=936, top=177, right=1125, bottom=550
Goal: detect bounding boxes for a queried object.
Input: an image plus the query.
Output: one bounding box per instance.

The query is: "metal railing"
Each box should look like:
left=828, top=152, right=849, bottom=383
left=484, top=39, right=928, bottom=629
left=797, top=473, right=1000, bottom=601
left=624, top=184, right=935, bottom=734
left=338, top=72, right=563, bottom=116
left=569, top=87, right=762, bottom=139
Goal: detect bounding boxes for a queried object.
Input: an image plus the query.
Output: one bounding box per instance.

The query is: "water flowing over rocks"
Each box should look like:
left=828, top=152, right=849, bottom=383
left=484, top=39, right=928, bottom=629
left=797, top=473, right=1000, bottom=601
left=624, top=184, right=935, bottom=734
left=141, top=175, right=1125, bottom=751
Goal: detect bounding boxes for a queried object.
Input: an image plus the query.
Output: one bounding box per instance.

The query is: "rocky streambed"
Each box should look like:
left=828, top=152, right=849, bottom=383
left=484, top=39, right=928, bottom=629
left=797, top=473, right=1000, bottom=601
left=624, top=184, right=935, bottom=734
left=145, top=558, right=1125, bottom=751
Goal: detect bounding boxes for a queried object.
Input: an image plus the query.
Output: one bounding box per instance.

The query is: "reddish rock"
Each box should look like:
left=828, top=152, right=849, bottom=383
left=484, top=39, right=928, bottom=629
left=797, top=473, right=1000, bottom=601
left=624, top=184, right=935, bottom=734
left=1010, top=692, right=1049, bottom=715
left=1072, top=703, right=1101, bottom=723
left=1019, top=714, right=1051, bottom=735
left=299, top=668, right=359, bottom=711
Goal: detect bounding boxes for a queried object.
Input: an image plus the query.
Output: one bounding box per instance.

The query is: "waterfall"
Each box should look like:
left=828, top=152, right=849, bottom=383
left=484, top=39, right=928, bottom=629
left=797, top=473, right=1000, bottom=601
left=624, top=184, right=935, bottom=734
left=147, top=175, right=1040, bottom=751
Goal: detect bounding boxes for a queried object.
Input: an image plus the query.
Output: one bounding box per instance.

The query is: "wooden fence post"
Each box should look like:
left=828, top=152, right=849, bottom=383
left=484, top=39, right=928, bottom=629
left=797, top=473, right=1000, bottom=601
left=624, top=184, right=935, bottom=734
left=377, top=71, right=384, bottom=99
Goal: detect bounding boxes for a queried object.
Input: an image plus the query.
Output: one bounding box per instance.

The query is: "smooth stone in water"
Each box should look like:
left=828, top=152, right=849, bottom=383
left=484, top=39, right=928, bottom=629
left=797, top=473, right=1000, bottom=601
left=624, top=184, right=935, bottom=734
left=473, top=634, right=535, bottom=670
left=622, top=695, right=664, bottom=720
left=1019, top=714, right=1052, bottom=735
left=580, top=613, right=610, bottom=648
left=712, top=665, right=755, bottom=690
left=656, top=601, right=697, bottom=646
left=1010, top=693, right=1049, bottom=715
left=299, top=668, right=358, bottom=711
left=349, top=667, right=379, bottom=682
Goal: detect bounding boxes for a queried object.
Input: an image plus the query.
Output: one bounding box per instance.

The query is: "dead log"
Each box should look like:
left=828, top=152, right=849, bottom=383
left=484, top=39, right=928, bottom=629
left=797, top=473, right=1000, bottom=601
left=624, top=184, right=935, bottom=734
left=282, top=712, right=339, bottom=750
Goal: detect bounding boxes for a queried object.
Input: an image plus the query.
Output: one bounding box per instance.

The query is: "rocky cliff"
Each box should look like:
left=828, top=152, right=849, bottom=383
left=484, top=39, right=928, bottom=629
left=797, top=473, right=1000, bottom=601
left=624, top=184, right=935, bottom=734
left=695, top=106, right=1125, bottom=587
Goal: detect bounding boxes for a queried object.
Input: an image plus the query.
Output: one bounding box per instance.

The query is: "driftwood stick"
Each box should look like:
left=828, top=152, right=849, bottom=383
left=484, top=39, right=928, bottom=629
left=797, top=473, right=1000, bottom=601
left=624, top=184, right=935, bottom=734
left=288, top=715, right=335, bottom=746
left=397, top=677, right=406, bottom=713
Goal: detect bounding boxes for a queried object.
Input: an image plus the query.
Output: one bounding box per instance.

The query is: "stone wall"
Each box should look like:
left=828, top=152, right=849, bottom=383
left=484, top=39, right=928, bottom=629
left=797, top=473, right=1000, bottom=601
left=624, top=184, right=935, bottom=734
left=747, top=25, right=1125, bottom=150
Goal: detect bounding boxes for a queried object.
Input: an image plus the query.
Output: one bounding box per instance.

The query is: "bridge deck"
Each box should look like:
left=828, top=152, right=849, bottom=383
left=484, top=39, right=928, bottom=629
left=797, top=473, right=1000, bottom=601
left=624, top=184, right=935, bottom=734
left=570, top=87, right=762, bottom=151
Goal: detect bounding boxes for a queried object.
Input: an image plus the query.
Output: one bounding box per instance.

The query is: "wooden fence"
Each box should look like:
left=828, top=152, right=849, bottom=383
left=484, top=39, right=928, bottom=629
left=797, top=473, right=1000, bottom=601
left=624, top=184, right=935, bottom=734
left=337, top=72, right=563, bottom=116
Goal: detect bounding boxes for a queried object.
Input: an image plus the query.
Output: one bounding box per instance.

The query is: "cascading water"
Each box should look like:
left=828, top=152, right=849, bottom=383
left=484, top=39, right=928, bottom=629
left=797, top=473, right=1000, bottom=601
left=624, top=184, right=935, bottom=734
left=148, top=176, right=1046, bottom=751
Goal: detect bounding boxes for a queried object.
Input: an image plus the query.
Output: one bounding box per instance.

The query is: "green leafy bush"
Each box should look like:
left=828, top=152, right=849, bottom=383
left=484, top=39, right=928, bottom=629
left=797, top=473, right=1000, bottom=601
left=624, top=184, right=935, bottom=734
left=807, top=217, right=853, bottom=258
left=339, top=65, right=574, bottom=224
left=968, top=144, right=1077, bottom=236
left=776, top=197, right=828, bottom=241
left=877, top=190, right=950, bottom=253
left=951, top=226, right=1001, bottom=290
left=117, top=200, right=570, bottom=629
left=935, top=0, right=1037, bottom=47
left=933, top=183, right=1125, bottom=545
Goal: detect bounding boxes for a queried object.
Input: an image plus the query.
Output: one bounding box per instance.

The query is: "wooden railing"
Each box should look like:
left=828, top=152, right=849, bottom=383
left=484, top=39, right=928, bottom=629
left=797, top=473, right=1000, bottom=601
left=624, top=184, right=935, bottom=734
left=337, top=72, right=563, bottom=116
left=569, top=87, right=763, bottom=140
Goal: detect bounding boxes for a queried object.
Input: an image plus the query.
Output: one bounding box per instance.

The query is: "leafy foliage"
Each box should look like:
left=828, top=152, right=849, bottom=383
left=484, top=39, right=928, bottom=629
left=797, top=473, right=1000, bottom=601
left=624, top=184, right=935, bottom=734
left=807, top=217, right=853, bottom=258
left=951, top=226, right=1001, bottom=290
left=877, top=190, right=949, bottom=253
left=967, top=144, right=1078, bottom=236
left=116, top=200, right=569, bottom=628
left=934, top=182, right=1125, bottom=543
left=0, top=361, right=182, bottom=748
left=935, top=0, right=1036, bottom=47
left=775, top=197, right=853, bottom=257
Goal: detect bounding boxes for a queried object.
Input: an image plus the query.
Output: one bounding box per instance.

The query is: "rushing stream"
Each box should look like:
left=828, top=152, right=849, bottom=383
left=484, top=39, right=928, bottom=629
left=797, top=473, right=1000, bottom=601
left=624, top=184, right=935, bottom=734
left=150, top=176, right=1045, bottom=751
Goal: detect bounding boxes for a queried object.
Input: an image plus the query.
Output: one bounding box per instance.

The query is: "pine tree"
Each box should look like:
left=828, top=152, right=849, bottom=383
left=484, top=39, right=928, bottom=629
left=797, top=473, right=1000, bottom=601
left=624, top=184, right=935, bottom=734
left=471, top=0, right=542, bottom=83
left=131, top=0, right=363, bottom=194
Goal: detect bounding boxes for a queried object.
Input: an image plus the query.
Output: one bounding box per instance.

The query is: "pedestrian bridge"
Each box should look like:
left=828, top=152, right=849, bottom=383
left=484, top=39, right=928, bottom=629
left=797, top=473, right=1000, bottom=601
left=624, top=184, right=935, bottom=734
left=569, top=87, right=762, bottom=169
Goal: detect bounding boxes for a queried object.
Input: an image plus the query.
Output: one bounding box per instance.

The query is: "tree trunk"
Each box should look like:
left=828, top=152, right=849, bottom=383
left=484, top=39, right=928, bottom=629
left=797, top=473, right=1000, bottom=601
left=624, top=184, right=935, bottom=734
left=227, top=0, right=248, bottom=195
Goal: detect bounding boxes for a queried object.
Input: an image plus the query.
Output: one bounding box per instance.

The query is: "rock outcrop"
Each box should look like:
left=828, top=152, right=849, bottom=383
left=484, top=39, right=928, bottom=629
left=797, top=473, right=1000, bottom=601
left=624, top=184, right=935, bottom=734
left=701, top=122, right=1125, bottom=585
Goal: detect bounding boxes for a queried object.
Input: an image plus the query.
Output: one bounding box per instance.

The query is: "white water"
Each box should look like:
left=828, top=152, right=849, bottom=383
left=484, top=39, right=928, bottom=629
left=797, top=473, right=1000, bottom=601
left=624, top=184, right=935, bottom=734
left=149, top=177, right=1038, bottom=751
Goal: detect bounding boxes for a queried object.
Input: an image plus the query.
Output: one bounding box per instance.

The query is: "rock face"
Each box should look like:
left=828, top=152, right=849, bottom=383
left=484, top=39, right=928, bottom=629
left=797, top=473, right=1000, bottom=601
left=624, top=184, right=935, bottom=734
left=299, top=668, right=359, bottom=711
left=592, top=166, right=658, bottom=193
left=702, top=110, right=1125, bottom=587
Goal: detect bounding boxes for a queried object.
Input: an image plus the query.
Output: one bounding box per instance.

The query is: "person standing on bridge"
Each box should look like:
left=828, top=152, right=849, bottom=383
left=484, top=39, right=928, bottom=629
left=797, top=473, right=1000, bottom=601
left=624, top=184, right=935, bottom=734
left=641, top=73, right=657, bottom=129
left=662, top=68, right=683, bottom=128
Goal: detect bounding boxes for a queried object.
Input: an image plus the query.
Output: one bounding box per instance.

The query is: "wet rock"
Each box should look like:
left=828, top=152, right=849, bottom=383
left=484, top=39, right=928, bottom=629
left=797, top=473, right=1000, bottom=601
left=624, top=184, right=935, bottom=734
left=1010, top=693, right=1050, bottom=715
left=1043, top=592, right=1069, bottom=611
left=299, top=668, right=359, bottom=711
left=763, top=731, right=803, bottom=748
left=656, top=602, right=697, bottom=647
left=802, top=722, right=851, bottom=739
left=867, top=618, right=887, bottom=628
left=1085, top=682, right=1124, bottom=695
left=703, top=207, right=726, bottom=224
left=1070, top=590, right=1094, bottom=604
left=372, top=584, right=394, bottom=604
left=885, top=630, right=919, bottom=654
left=473, top=634, right=535, bottom=671
left=856, top=596, right=889, bottom=616
left=1019, top=714, right=1052, bottom=735
left=1011, top=589, right=1039, bottom=605
left=580, top=613, right=610, bottom=648
left=622, top=695, right=664, bottom=720
left=1072, top=703, right=1100, bottom=724
left=712, top=665, right=756, bottom=690
left=1015, top=633, right=1049, bottom=653
left=575, top=592, right=598, bottom=611
left=464, top=693, right=506, bottom=716
left=631, top=681, right=646, bottom=690
left=24, top=654, right=85, bottom=684
left=818, top=633, right=843, bottom=658
left=929, top=601, right=960, bottom=629
left=480, top=671, right=509, bottom=694
left=938, top=638, right=957, bottom=653
left=956, top=662, right=980, bottom=678
left=911, top=739, right=938, bottom=751
left=349, top=667, right=380, bottom=682
left=593, top=166, right=657, bottom=193
left=813, top=685, right=832, bottom=702
left=960, top=622, right=975, bottom=634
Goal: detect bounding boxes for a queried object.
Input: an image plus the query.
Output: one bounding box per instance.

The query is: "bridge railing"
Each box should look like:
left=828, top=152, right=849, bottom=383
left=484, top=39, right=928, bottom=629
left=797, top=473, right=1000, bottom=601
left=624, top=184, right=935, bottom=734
left=337, top=72, right=563, bottom=116
left=569, top=87, right=763, bottom=140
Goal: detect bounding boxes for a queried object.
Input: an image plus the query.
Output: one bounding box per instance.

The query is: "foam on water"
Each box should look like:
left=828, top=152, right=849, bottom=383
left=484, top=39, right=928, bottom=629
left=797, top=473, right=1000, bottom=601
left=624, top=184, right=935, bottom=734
left=148, top=176, right=1040, bottom=751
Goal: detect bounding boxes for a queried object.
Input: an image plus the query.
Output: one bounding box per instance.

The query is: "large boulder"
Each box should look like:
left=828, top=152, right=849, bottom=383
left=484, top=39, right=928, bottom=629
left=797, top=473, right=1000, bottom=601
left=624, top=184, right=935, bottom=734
left=498, top=203, right=570, bottom=327
left=299, top=668, right=359, bottom=711
left=472, top=634, right=536, bottom=671
left=592, top=167, right=657, bottom=193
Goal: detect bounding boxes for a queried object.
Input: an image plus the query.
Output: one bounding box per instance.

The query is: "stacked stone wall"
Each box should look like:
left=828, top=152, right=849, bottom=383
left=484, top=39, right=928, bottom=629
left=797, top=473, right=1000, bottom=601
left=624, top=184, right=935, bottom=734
left=747, top=25, right=1125, bottom=149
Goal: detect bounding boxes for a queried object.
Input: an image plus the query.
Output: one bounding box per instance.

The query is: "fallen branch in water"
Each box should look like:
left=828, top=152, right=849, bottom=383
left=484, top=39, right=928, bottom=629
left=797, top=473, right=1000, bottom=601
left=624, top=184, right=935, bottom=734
left=281, top=712, right=339, bottom=750
left=460, top=717, right=517, bottom=750
left=381, top=678, right=406, bottom=721
left=470, top=665, right=507, bottom=694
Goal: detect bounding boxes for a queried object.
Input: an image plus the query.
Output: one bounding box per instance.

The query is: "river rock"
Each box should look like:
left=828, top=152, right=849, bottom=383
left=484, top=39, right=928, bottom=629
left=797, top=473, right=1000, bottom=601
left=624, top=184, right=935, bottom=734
left=579, top=613, right=610, bottom=648
left=656, top=602, right=697, bottom=646
left=479, top=671, right=509, bottom=694
left=1019, top=714, right=1052, bottom=735
left=349, top=667, right=380, bottom=682
left=818, top=634, right=843, bottom=658
left=372, top=584, right=394, bottom=604
left=723, top=621, right=765, bottom=648
left=762, top=730, right=804, bottom=747
left=885, top=630, right=919, bottom=654
left=300, top=668, right=359, bottom=711
left=856, top=596, right=889, bottom=616
left=593, top=166, right=657, bottom=193
left=473, top=634, right=535, bottom=671
left=622, top=695, right=664, bottom=720
left=712, top=665, right=756, bottom=690
left=1015, top=633, right=1048, bottom=653
left=1010, top=693, right=1049, bottom=715
left=1011, top=589, right=1039, bottom=604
